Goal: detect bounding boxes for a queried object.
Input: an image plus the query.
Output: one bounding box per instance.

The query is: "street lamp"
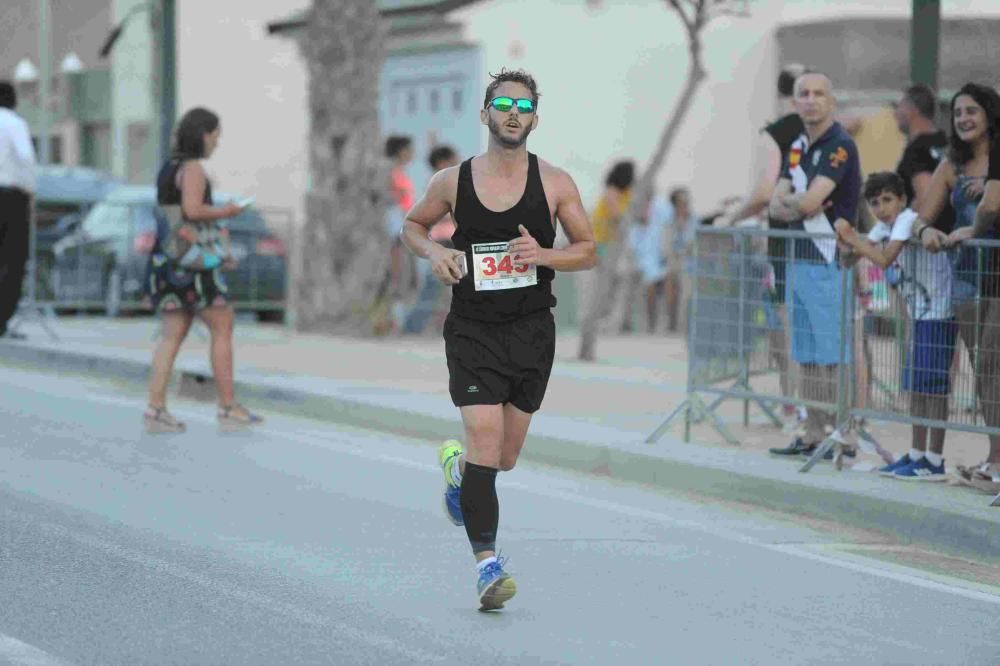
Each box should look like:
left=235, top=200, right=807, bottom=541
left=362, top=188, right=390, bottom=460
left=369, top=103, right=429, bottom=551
left=59, top=52, right=84, bottom=75
left=14, top=58, right=39, bottom=83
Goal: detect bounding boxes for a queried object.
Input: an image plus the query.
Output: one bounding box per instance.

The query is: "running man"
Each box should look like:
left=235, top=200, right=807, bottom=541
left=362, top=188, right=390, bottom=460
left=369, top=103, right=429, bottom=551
left=400, top=68, right=596, bottom=610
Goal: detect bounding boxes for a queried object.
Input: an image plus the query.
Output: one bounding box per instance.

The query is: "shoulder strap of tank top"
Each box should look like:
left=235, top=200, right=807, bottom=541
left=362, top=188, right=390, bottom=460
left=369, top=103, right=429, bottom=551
left=456, top=158, right=474, bottom=203
left=458, top=157, right=473, bottom=184
left=524, top=152, right=547, bottom=206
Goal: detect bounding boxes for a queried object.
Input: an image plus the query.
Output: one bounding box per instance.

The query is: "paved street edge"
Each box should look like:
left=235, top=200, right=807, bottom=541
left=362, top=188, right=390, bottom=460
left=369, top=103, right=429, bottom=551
left=2, top=340, right=998, bottom=565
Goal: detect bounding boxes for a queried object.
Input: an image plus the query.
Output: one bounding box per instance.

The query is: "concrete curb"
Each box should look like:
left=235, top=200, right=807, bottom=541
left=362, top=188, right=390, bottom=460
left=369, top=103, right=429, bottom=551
left=2, top=339, right=998, bottom=565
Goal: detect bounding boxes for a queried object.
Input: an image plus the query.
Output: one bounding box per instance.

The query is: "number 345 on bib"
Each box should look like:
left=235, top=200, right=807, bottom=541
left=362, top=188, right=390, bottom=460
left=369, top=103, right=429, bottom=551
left=470, top=241, right=538, bottom=292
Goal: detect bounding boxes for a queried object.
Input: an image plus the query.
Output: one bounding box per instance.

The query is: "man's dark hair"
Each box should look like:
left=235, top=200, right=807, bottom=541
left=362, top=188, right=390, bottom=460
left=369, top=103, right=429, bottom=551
left=605, top=160, right=634, bottom=190
left=669, top=187, right=690, bottom=206
left=483, top=68, right=540, bottom=109
left=948, top=82, right=1000, bottom=167
left=863, top=171, right=906, bottom=201
left=0, top=82, right=17, bottom=109
left=385, top=135, right=412, bottom=159
left=777, top=65, right=812, bottom=98
left=172, top=107, right=220, bottom=159
left=428, top=145, right=457, bottom=169
left=904, top=84, right=937, bottom=121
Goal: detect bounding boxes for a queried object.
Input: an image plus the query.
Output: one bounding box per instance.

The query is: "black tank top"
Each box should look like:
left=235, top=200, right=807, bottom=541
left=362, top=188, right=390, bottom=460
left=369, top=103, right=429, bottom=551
left=156, top=158, right=213, bottom=206
left=451, top=153, right=556, bottom=322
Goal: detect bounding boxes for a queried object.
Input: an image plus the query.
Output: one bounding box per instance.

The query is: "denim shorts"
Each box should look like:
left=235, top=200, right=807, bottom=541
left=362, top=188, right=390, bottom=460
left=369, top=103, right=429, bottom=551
left=786, top=261, right=851, bottom=365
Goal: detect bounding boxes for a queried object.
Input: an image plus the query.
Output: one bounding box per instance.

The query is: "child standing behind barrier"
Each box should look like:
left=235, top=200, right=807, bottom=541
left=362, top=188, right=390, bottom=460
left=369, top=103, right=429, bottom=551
left=836, top=172, right=955, bottom=481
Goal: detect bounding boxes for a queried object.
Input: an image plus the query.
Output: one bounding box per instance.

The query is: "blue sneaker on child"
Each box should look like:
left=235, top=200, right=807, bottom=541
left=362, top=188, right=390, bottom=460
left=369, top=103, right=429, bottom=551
left=893, top=456, right=946, bottom=482
left=477, top=556, right=517, bottom=611
left=878, top=454, right=913, bottom=477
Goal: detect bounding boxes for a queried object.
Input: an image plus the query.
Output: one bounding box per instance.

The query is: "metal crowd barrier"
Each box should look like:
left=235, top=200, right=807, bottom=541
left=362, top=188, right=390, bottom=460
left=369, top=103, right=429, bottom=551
left=18, top=201, right=291, bottom=322
left=648, top=226, right=1000, bottom=497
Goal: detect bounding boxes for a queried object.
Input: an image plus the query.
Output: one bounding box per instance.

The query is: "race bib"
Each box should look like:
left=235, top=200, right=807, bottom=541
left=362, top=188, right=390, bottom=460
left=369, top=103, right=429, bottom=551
left=471, top=241, right=537, bottom=291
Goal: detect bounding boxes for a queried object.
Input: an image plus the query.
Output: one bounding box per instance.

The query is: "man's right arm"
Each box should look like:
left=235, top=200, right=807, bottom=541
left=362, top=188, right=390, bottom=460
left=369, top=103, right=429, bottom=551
left=400, top=167, right=465, bottom=284
left=15, top=118, right=37, bottom=166
left=729, top=132, right=782, bottom=223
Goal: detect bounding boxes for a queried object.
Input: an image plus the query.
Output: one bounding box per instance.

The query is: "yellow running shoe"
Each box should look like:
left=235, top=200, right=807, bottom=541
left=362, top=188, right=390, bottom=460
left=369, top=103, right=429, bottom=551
left=438, top=440, right=464, bottom=526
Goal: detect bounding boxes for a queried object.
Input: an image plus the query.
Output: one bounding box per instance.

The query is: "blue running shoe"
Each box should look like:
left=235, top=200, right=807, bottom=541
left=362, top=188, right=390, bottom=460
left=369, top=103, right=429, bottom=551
left=878, top=454, right=913, bottom=477
left=477, top=556, right=517, bottom=611
left=893, top=457, right=946, bottom=482
left=438, top=440, right=464, bottom=526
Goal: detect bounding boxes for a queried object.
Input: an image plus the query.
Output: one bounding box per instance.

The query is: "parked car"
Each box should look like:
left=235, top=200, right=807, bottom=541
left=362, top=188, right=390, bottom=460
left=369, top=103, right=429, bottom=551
left=33, top=165, right=122, bottom=299
left=51, top=186, right=287, bottom=320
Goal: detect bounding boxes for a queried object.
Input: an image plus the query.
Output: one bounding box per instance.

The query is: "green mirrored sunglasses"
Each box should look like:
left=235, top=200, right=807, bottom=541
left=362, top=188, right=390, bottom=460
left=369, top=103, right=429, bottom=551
left=488, top=96, right=535, bottom=114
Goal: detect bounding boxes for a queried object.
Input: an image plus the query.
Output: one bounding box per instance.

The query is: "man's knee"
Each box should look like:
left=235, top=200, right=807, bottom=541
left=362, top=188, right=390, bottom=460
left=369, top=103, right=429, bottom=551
left=498, top=458, right=517, bottom=472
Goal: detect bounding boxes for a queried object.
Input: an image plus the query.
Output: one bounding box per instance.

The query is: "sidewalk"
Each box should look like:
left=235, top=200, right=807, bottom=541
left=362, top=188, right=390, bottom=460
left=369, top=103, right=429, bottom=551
left=2, top=316, right=998, bottom=563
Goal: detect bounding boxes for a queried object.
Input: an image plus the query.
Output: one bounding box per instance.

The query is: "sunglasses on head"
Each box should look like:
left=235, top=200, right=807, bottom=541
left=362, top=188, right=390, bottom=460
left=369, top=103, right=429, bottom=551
left=487, top=96, right=535, bottom=114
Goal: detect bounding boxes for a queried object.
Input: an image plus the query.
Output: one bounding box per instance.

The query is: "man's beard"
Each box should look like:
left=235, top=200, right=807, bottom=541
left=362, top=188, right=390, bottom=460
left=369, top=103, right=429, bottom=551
left=488, top=116, right=532, bottom=148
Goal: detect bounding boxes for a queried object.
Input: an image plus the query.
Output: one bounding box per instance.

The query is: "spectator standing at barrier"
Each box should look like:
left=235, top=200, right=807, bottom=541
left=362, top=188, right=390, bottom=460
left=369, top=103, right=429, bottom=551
left=918, top=83, right=1000, bottom=492
left=577, top=160, right=634, bottom=360
left=664, top=187, right=697, bottom=334
left=0, top=82, right=37, bottom=340
left=627, top=191, right=672, bottom=333
left=895, top=85, right=950, bottom=215
left=403, top=145, right=460, bottom=334
left=382, top=135, right=416, bottom=331
left=960, top=91, right=1000, bottom=495
left=837, top=172, right=955, bottom=481
left=767, top=73, right=861, bottom=458
left=727, top=65, right=807, bottom=417
left=144, top=107, right=261, bottom=433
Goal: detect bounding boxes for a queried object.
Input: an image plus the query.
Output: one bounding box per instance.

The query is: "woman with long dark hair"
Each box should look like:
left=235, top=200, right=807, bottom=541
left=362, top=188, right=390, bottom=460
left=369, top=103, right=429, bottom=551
left=144, top=107, right=262, bottom=432
left=915, top=83, right=1000, bottom=481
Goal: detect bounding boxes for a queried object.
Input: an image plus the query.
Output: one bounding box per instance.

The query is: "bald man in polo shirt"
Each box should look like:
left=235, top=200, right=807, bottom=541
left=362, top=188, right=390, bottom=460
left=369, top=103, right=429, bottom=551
left=767, top=73, right=862, bottom=457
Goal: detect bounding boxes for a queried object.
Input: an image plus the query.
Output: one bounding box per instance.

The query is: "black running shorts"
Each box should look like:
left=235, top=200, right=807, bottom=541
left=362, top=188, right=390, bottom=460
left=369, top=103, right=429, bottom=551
left=443, top=310, right=555, bottom=414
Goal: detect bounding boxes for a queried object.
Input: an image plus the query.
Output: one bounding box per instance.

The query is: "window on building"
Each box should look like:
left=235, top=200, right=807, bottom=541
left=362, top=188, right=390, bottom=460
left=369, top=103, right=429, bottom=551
left=30, top=135, right=63, bottom=164
left=407, top=91, right=418, bottom=115
left=127, top=122, right=153, bottom=184
left=452, top=89, right=463, bottom=114
left=81, top=123, right=111, bottom=172
left=429, top=89, right=440, bottom=114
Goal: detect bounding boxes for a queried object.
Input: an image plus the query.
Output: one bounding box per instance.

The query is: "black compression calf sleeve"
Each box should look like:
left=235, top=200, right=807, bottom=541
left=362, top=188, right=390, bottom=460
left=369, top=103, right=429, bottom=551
left=460, top=462, right=499, bottom=554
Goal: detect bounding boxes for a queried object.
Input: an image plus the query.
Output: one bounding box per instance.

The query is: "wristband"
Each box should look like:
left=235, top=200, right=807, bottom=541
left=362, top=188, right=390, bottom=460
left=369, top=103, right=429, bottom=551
left=918, top=224, right=930, bottom=240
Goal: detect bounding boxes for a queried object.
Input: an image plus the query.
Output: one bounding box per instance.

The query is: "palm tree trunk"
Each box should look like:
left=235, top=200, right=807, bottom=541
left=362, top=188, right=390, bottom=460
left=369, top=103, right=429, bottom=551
left=295, top=0, right=388, bottom=333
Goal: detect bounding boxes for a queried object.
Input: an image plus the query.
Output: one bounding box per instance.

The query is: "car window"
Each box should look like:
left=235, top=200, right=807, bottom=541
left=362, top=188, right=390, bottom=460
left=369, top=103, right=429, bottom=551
left=226, top=209, right=269, bottom=234
left=134, top=205, right=159, bottom=234
left=81, top=202, right=131, bottom=240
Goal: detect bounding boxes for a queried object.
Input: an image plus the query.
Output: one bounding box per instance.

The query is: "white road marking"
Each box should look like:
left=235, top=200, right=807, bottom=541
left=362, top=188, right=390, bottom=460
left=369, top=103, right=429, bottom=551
left=0, top=634, right=73, bottom=666
left=6, top=373, right=1000, bottom=611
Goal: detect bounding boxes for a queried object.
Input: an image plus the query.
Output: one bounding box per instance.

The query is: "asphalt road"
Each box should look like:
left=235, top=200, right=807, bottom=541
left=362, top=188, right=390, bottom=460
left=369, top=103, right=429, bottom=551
left=0, top=366, right=998, bottom=665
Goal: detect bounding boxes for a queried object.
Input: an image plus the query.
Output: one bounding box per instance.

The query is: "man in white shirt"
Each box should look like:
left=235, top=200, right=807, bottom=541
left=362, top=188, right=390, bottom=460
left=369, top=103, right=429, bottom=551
left=0, top=81, right=37, bottom=338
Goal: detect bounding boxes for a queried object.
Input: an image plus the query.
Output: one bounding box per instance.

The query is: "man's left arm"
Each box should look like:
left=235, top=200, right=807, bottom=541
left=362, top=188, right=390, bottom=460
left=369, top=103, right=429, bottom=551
left=781, top=175, right=836, bottom=218
left=510, top=169, right=596, bottom=272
